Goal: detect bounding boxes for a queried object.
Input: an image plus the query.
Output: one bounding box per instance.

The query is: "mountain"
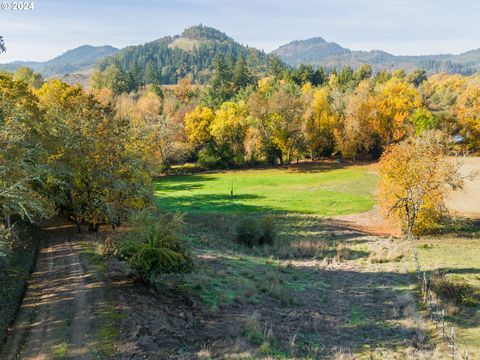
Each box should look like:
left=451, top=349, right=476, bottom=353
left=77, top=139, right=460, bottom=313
left=0, top=45, right=119, bottom=76
left=272, top=38, right=479, bottom=75
left=273, top=37, right=350, bottom=66
left=95, top=24, right=271, bottom=87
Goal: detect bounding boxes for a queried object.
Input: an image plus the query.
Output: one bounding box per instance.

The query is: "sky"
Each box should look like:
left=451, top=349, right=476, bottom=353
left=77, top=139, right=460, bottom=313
left=1, top=0, right=480, bottom=63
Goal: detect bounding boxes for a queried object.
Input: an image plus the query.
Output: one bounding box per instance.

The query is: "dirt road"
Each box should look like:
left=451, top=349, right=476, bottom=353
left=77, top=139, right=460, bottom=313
left=0, top=224, right=107, bottom=360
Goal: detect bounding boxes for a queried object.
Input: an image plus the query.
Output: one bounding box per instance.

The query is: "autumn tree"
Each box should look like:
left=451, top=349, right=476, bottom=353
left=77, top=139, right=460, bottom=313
left=12, top=67, right=43, bottom=89
left=303, top=87, right=337, bottom=157
left=0, top=74, right=53, bottom=229
left=265, top=86, right=306, bottom=164
left=334, top=80, right=379, bottom=159
left=184, top=106, right=215, bottom=149
left=455, top=83, right=480, bottom=150
left=210, top=101, right=249, bottom=164
left=374, top=77, right=422, bottom=147
left=36, top=80, right=151, bottom=231
left=378, top=131, right=463, bottom=272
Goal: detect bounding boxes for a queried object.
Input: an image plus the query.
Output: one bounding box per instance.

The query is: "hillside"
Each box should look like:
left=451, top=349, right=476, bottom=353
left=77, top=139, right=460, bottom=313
left=272, top=37, right=479, bottom=74
left=95, top=25, right=271, bottom=87
left=0, top=45, right=119, bottom=76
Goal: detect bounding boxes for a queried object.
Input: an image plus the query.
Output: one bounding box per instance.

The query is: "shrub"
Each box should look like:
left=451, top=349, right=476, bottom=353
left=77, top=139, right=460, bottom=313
left=258, top=216, right=275, bottom=246
left=198, top=147, right=223, bottom=169
left=430, top=274, right=478, bottom=306
left=119, top=209, right=193, bottom=283
left=235, top=217, right=259, bottom=247
left=235, top=216, right=276, bottom=247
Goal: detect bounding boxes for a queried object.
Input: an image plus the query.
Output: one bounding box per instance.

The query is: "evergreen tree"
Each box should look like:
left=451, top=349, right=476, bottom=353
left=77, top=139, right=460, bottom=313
left=145, top=61, right=159, bottom=85
left=233, top=56, right=252, bottom=89
left=267, top=55, right=285, bottom=79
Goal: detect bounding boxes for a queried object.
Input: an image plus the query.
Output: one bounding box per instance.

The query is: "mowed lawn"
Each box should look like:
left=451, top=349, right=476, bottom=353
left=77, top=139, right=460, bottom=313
left=154, top=163, right=377, bottom=215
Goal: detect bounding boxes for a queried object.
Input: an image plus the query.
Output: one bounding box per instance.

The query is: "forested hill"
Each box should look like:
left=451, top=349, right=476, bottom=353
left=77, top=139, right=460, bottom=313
left=272, top=37, right=480, bottom=75
left=0, top=45, right=119, bottom=76
left=93, top=25, right=271, bottom=90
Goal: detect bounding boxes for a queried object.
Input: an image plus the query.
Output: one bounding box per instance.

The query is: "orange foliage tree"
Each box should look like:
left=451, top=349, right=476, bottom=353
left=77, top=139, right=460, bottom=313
left=378, top=131, right=463, bottom=272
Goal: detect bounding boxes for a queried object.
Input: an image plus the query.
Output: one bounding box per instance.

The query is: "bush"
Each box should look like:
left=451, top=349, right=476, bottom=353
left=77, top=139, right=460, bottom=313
left=258, top=216, right=275, bottom=245
left=198, top=146, right=225, bottom=169
left=430, top=274, right=478, bottom=306
left=119, top=209, right=193, bottom=283
left=235, top=216, right=276, bottom=247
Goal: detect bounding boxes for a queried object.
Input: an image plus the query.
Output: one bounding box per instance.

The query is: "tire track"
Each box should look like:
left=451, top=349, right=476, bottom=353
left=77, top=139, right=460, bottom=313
left=0, top=225, right=106, bottom=360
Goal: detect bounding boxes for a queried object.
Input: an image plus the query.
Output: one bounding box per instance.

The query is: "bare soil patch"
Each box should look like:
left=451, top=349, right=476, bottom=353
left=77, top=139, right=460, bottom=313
left=445, top=157, right=480, bottom=218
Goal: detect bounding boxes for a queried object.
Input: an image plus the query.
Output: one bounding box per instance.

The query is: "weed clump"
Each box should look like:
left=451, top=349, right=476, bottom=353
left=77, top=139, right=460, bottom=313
left=235, top=216, right=276, bottom=247
left=119, top=209, right=193, bottom=283
left=430, top=273, right=478, bottom=306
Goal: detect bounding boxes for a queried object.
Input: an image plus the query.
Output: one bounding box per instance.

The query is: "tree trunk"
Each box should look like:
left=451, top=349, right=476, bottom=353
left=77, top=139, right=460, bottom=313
left=408, top=229, right=421, bottom=280
left=5, top=215, right=11, bottom=230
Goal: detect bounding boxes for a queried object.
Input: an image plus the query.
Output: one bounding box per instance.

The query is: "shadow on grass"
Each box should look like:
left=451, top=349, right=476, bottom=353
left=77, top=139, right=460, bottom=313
left=426, top=216, right=480, bottom=237
left=113, top=249, right=424, bottom=359
left=184, top=212, right=378, bottom=260
left=284, top=160, right=351, bottom=174
left=155, top=193, right=280, bottom=214
left=153, top=174, right=214, bottom=193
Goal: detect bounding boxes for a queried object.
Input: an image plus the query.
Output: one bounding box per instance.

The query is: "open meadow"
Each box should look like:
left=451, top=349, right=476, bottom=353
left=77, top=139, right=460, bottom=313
left=104, top=159, right=476, bottom=359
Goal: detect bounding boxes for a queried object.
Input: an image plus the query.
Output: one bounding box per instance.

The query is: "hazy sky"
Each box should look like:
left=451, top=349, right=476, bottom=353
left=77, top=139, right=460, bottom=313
left=1, top=0, right=480, bottom=62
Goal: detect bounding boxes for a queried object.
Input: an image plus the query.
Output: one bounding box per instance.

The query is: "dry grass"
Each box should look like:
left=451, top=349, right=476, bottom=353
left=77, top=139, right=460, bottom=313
left=368, top=239, right=406, bottom=264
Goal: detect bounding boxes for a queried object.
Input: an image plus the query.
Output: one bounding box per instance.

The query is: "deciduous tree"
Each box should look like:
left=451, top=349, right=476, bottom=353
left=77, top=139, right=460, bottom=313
left=378, top=131, right=463, bottom=272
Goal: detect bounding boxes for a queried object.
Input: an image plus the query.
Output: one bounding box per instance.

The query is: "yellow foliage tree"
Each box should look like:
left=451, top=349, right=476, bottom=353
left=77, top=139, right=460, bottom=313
left=378, top=131, right=463, bottom=272
left=455, top=83, right=480, bottom=150
left=184, top=106, right=215, bottom=148
left=303, top=87, right=338, bottom=157
left=375, top=78, right=422, bottom=145
left=210, top=101, right=249, bottom=164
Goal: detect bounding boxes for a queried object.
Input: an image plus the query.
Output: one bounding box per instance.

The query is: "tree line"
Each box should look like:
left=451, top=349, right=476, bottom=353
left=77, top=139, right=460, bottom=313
left=93, top=60, right=479, bottom=170
left=2, top=49, right=479, bottom=232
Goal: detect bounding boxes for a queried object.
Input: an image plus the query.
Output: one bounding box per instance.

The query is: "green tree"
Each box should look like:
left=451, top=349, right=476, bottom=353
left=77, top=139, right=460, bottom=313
left=0, top=74, right=53, bottom=229
left=355, top=64, right=373, bottom=81
left=407, top=70, right=428, bottom=87
left=12, top=67, right=43, bottom=89
left=267, top=55, right=285, bottom=80
left=91, top=65, right=128, bottom=94
left=233, top=56, right=252, bottom=90
left=409, top=108, right=437, bottom=135
left=144, top=61, right=159, bottom=85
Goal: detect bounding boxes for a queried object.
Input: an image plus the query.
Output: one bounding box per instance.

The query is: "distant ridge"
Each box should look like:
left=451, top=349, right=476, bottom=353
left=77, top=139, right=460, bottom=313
left=272, top=37, right=479, bottom=75
left=0, top=45, right=119, bottom=76
left=3, top=26, right=480, bottom=82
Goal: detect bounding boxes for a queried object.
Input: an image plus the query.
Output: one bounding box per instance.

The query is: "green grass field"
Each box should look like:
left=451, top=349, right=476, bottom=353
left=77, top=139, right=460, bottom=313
left=154, top=163, right=377, bottom=215
left=417, top=233, right=480, bottom=357
left=150, top=161, right=479, bottom=358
